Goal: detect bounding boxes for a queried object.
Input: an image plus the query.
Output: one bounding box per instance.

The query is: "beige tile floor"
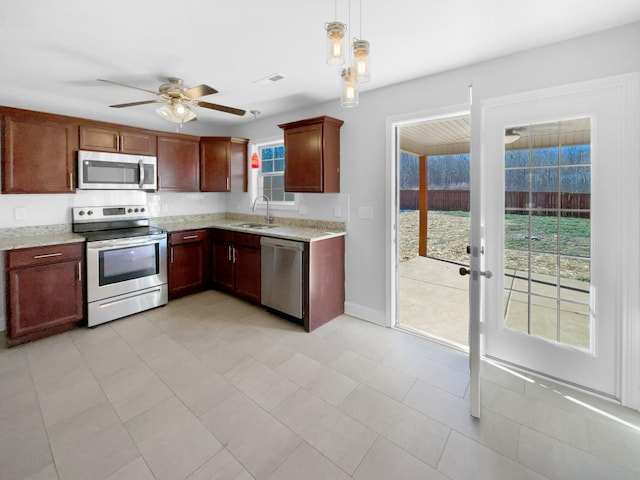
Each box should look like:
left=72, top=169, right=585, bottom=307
left=1, top=289, right=639, bottom=480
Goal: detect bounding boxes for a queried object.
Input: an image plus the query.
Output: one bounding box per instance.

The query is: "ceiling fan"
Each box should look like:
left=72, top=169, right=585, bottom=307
left=97, top=77, right=246, bottom=123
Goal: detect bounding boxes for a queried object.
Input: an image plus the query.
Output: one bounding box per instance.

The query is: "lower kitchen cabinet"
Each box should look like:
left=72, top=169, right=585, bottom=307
left=210, top=229, right=261, bottom=303
left=5, top=242, right=84, bottom=346
left=304, top=235, right=345, bottom=332
left=168, top=230, right=210, bottom=299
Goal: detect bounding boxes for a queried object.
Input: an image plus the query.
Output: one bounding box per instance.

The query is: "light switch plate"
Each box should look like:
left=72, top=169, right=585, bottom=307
left=334, top=205, right=341, bottom=217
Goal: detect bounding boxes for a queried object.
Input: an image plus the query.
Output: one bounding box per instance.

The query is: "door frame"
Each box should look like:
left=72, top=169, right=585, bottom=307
left=480, top=73, right=640, bottom=409
left=386, top=103, right=479, bottom=417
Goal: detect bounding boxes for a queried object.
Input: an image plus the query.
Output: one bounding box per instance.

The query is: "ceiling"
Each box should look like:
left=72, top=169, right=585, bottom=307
left=2, top=1, right=639, bottom=134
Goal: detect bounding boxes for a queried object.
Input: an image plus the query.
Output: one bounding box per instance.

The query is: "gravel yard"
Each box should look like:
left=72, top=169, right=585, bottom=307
left=399, top=210, right=469, bottom=264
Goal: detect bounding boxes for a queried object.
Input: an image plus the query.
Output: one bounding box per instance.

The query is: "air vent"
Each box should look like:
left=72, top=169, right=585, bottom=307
left=254, top=73, right=286, bottom=85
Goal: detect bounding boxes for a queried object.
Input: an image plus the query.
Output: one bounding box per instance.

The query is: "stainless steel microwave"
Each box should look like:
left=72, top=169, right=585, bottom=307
left=77, top=150, right=157, bottom=191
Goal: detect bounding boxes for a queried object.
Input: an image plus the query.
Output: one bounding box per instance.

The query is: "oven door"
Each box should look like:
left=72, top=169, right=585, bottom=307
left=86, top=234, right=167, bottom=302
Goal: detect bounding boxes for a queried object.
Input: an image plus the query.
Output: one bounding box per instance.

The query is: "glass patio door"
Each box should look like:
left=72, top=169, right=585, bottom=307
left=481, top=76, right=636, bottom=398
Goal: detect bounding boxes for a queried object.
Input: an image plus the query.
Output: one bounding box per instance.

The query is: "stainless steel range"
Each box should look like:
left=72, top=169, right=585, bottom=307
left=72, top=205, right=168, bottom=327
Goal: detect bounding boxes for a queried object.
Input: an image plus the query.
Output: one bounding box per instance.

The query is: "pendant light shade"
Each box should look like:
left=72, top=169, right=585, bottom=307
left=325, top=21, right=346, bottom=65
left=352, top=39, right=370, bottom=83
left=340, top=67, right=359, bottom=107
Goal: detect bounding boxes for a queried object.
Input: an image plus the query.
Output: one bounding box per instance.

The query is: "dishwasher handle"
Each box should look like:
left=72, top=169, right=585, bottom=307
left=260, top=236, right=305, bottom=251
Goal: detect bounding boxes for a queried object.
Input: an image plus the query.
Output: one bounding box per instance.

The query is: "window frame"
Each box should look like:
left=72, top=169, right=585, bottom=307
left=250, top=137, right=297, bottom=211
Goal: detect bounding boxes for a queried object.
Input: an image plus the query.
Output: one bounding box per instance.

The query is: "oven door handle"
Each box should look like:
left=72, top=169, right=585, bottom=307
left=87, top=235, right=166, bottom=250
left=138, top=159, right=145, bottom=189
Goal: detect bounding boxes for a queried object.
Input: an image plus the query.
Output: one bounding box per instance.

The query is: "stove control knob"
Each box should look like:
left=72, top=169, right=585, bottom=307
left=87, top=210, right=93, bottom=216
left=134, top=208, right=139, bottom=213
left=128, top=208, right=133, bottom=213
left=78, top=210, right=85, bottom=216
left=140, top=207, right=145, bottom=213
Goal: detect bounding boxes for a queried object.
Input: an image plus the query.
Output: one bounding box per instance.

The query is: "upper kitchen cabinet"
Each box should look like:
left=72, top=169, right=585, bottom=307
left=79, top=123, right=157, bottom=155
left=278, top=116, right=343, bottom=193
left=200, top=136, right=249, bottom=192
left=157, top=133, right=200, bottom=191
left=1, top=107, right=78, bottom=193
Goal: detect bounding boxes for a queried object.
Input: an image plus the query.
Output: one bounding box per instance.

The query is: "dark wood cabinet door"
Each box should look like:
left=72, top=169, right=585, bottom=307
left=234, top=244, right=261, bottom=303
left=168, top=230, right=209, bottom=298
left=119, top=130, right=156, bottom=155
left=284, top=123, right=324, bottom=192
left=157, top=135, right=200, bottom=191
left=279, top=116, right=342, bottom=193
left=200, top=138, right=231, bottom=192
left=169, top=243, right=205, bottom=297
left=211, top=238, right=234, bottom=291
left=79, top=125, right=119, bottom=152
left=8, top=259, right=83, bottom=340
left=200, top=137, right=248, bottom=192
left=79, top=125, right=156, bottom=155
left=2, top=112, right=77, bottom=193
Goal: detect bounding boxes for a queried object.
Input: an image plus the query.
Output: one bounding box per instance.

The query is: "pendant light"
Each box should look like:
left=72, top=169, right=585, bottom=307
left=325, top=0, right=347, bottom=68
left=340, top=67, right=358, bottom=107
left=352, top=0, right=371, bottom=83
left=352, top=39, right=370, bottom=83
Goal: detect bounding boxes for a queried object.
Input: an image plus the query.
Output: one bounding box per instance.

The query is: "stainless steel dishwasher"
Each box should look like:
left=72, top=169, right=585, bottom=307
left=260, top=236, right=304, bottom=320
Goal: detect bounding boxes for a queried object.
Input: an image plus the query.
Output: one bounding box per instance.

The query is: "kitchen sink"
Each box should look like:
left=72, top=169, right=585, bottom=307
left=232, top=223, right=279, bottom=229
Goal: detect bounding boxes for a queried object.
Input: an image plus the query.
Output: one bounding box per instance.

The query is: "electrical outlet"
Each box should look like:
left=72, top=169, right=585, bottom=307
left=14, top=207, right=27, bottom=221
left=334, top=205, right=342, bottom=217
left=161, top=203, right=169, bottom=213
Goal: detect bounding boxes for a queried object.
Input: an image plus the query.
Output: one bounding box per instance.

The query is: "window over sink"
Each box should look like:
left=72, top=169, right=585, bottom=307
left=251, top=139, right=297, bottom=210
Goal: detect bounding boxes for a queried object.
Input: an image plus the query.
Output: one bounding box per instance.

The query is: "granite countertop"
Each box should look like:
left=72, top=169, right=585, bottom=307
left=0, top=214, right=346, bottom=251
left=0, top=232, right=85, bottom=251
left=157, top=218, right=346, bottom=242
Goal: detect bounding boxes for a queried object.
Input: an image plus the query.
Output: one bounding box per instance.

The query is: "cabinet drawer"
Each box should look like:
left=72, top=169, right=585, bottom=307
left=234, top=232, right=261, bottom=249
left=169, top=229, right=208, bottom=245
left=210, top=228, right=234, bottom=242
left=7, top=243, right=83, bottom=269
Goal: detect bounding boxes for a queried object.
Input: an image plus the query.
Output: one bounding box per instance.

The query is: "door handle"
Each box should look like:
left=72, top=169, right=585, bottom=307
left=138, top=159, right=145, bottom=188
left=459, top=267, right=493, bottom=279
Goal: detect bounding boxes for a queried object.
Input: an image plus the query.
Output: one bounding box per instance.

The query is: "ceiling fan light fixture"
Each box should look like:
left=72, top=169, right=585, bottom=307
left=156, top=102, right=196, bottom=123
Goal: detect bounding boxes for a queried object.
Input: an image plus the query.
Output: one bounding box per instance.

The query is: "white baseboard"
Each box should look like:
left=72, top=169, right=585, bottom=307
left=344, top=302, right=386, bottom=326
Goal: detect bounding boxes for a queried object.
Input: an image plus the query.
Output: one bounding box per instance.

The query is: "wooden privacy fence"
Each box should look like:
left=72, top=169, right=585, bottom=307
left=400, top=190, right=590, bottom=218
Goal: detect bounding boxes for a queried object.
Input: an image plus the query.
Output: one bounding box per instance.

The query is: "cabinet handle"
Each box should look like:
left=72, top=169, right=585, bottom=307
left=33, top=252, right=62, bottom=259
left=226, top=177, right=230, bottom=191
left=228, top=245, right=232, bottom=262
left=69, top=172, right=73, bottom=189
left=77, top=262, right=82, bottom=282
left=232, top=247, right=237, bottom=263
left=170, top=247, right=174, bottom=264
left=182, top=235, right=199, bottom=240
left=117, top=135, right=122, bottom=151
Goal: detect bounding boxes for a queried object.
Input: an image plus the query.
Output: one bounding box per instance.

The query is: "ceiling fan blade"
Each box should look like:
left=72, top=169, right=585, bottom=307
left=184, top=84, right=218, bottom=98
left=195, top=100, right=246, bottom=116
left=109, top=99, right=165, bottom=108
left=97, top=78, right=160, bottom=96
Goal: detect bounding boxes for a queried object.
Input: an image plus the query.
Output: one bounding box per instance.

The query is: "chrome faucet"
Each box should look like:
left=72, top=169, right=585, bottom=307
left=252, top=195, right=273, bottom=224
